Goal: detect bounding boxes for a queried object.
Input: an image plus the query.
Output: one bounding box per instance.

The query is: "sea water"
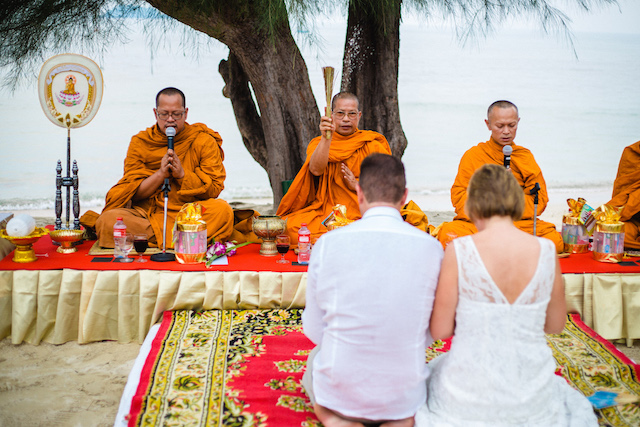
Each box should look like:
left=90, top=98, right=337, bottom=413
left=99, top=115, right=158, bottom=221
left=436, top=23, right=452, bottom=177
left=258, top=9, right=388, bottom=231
left=0, top=19, right=639, bottom=214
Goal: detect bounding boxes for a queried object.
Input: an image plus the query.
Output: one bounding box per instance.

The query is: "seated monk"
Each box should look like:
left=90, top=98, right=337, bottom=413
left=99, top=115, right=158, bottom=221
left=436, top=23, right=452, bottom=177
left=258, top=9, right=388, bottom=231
left=435, top=100, right=564, bottom=253
left=82, top=87, right=247, bottom=249
left=276, top=92, right=392, bottom=244
left=607, top=140, right=640, bottom=250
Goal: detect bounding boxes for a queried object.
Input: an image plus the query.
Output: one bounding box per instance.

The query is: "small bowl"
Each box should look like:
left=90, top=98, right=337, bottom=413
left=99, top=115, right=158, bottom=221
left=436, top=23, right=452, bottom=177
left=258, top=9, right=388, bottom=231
left=49, top=229, right=84, bottom=254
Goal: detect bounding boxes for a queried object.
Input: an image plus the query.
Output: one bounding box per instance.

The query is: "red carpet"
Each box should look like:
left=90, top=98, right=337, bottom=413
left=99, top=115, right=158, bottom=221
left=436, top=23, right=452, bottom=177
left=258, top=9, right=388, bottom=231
left=127, top=310, right=640, bottom=427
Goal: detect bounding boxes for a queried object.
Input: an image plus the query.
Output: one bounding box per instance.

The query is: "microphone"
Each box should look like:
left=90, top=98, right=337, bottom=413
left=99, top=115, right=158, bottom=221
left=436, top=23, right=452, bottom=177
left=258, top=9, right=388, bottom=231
left=166, top=126, right=176, bottom=151
left=502, top=145, right=512, bottom=169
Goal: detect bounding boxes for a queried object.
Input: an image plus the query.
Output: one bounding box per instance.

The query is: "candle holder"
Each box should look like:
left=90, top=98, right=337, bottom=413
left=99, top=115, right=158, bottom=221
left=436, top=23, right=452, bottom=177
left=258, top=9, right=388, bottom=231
left=0, top=228, right=50, bottom=263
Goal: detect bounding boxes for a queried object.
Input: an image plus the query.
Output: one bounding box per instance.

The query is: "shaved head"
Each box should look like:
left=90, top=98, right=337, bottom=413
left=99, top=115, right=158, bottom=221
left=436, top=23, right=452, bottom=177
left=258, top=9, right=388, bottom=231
left=331, top=92, right=359, bottom=111
left=487, top=100, right=518, bottom=118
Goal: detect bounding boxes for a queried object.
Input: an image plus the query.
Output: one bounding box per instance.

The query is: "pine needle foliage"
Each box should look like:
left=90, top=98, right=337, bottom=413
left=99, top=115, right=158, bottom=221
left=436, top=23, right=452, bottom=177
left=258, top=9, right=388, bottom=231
left=0, top=0, right=323, bottom=90
left=0, top=0, right=619, bottom=90
left=0, top=0, right=143, bottom=89
left=406, top=0, right=618, bottom=51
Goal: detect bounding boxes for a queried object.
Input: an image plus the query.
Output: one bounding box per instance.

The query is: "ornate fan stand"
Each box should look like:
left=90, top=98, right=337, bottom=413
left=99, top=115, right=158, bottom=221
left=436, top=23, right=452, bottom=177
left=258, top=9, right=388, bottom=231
left=38, top=54, right=103, bottom=230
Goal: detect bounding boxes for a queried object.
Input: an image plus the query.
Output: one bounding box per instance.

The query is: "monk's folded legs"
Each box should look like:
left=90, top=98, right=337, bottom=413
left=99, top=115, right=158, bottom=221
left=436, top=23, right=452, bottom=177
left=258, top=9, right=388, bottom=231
left=623, top=220, right=640, bottom=249
left=95, top=207, right=156, bottom=248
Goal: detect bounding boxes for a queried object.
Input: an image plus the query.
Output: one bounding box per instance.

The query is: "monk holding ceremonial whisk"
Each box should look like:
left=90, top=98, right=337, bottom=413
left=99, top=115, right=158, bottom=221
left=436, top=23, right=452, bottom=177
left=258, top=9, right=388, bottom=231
left=277, top=92, right=391, bottom=244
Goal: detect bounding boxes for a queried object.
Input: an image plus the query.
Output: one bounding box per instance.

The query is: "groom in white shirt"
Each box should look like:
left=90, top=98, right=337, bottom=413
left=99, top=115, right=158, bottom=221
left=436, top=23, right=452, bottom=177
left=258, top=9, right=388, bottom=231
left=302, top=153, right=444, bottom=427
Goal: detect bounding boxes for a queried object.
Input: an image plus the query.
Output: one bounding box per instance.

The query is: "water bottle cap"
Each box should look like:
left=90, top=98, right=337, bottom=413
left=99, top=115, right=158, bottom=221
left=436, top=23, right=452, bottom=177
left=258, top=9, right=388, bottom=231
left=116, top=217, right=123, bottom=221
left=301, top=223, right=307, bottom=226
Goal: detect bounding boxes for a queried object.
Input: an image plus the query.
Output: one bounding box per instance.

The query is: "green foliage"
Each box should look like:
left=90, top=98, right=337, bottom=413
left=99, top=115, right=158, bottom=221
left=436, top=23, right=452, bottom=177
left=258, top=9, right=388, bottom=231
left=0, top=0, right=325, bottom=89
left=0, top=0, right=619, bottom=89
left=0, top=0, right=144, bottom=89
left=407, top=0, right=618, bottom=51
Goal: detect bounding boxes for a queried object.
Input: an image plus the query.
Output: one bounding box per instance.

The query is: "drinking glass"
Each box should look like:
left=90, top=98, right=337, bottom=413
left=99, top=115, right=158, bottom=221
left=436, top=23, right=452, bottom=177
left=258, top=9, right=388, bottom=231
left=275, top=235, right=290, bottom=264
left=134, top=234, right=149, bottom=263
left=115, top=233, right=134, bottom=263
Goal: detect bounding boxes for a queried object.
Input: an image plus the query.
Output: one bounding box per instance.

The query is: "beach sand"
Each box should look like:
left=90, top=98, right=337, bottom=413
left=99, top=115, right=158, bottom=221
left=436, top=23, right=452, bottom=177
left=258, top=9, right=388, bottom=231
left=1, top=189, right=639, bottom=426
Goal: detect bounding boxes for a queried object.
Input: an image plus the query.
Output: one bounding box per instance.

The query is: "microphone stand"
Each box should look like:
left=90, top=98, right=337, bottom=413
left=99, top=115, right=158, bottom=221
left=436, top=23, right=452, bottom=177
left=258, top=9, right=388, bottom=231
left=529, top=183, right=541, bottom=237
left=151, top=127, right=176, bottom=262
left=150, top=178, right=175, bottom=262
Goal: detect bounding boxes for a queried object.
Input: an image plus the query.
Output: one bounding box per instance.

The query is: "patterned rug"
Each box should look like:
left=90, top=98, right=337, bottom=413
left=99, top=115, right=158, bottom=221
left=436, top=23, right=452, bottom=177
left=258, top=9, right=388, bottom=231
left=128, top=310, right=640, bottom=427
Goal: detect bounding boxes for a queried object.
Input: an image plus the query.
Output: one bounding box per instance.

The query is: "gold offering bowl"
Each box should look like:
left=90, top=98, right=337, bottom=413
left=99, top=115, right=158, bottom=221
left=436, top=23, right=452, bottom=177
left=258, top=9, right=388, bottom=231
left=0, top=227, right=50, bottom=263
left=49, top=229, right=84, bottom=254
left=252, top=215, right=287, bottom=256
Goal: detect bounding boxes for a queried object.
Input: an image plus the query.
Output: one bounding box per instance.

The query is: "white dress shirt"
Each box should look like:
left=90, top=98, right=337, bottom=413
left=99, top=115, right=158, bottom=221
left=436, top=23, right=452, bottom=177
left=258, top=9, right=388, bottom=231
left=303, top=206, right=443, bottom=420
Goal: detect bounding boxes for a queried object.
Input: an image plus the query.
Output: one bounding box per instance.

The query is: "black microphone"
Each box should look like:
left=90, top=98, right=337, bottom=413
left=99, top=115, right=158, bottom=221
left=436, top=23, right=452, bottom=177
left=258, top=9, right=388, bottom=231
left=166, top=126, right=176, bottom=151
left=502, top=145, right=512, bottom=169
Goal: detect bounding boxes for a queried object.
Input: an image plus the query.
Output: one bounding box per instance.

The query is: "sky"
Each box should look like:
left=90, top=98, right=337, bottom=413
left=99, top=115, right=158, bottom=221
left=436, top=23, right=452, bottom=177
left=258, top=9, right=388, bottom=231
left=400, top=0, right=640, bottom=34
left=567, top=0, right=640, bottom=34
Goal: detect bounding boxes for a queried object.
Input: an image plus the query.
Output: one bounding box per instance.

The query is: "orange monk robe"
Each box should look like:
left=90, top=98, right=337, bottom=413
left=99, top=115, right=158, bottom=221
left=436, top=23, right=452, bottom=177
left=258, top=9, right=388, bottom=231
left=607, top=140, right=640, bottom=250
left=435, top=138, right=564, bottom=252
left=97, top=122, right=236, bottom=248
left=276, top=129, right=391, bottom=244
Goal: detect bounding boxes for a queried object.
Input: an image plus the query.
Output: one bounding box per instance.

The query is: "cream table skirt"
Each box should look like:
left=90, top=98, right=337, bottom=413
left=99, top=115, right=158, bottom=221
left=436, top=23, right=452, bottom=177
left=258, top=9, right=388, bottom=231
left=0, top=270, right=306, bottom=345
left=564, top=273, right=640, bottom=346
left=1, top=270, right=638, bottom=345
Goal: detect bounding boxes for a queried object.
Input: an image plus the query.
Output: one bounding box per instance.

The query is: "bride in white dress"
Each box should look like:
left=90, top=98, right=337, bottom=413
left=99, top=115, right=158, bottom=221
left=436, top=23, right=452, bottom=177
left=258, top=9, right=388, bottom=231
left=416, top=164, right=597, bottom=427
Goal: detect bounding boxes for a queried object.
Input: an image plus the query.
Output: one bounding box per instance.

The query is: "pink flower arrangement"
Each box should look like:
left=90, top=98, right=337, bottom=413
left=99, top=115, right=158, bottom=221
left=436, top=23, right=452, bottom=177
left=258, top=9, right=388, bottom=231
left=205, top=241, right=250, bottom=267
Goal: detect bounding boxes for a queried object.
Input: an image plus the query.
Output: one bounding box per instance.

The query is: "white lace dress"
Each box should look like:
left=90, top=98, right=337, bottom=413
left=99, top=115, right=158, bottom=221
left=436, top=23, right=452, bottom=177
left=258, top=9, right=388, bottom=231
left=415, top=236, right=597, bottom=426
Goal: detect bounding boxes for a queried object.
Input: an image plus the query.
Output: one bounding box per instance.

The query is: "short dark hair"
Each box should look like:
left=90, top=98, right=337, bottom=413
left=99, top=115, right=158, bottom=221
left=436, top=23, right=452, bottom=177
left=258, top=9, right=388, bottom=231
left=359, top=153, right=406, bottom=204
left=487, top=100, right=518, bottom=118
left=466, top=163, right=524, bottom=222
left=156, top=87, right=186, bottom=108
left=331, top=92, right=359, bottom=111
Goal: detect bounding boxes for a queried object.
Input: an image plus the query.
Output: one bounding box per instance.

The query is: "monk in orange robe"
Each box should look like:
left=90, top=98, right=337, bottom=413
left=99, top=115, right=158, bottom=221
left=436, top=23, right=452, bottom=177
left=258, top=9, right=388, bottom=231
left=276, top=92, right=392, bottom=244
left=435, top=100, right=564, bottom=252
left=90, top=87, right=237, bottom=249
left=607, top=140, right=640, bottom=250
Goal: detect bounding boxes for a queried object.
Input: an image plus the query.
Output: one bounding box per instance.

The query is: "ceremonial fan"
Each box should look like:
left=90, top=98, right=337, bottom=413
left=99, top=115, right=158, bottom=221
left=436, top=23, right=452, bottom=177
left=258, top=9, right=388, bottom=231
left=37, top=54, right=103, bottom=247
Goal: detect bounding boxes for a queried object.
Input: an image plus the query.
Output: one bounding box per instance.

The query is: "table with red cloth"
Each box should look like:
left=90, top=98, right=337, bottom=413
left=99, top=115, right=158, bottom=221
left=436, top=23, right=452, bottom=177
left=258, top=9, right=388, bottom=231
left=0, top=234, right=307, bottom=345
left=560, top=252, right=640, bottom=347
left=0, top=234, right=639, bottom=345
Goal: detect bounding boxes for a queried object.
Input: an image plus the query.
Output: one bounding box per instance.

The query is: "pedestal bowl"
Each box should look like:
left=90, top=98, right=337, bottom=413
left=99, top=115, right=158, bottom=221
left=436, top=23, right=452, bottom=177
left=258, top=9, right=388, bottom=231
left=0, top=227, right=50, bottom=262
left=252, top=215, right=287, bottom=256
left=49, top=229, right=84, bottom=254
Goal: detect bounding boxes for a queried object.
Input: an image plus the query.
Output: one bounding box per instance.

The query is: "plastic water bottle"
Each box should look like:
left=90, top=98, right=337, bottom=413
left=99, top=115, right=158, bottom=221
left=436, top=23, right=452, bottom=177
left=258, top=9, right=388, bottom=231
left=297, top=223, right=311, bottom=264
left=113, top=217, right=127, bottom=258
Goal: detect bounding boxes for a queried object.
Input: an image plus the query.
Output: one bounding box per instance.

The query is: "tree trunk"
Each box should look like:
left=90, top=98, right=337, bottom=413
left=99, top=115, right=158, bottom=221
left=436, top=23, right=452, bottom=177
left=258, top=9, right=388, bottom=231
left=145, top=0, right=320, bottom=206
left=341, top=0, right=407, bottom=158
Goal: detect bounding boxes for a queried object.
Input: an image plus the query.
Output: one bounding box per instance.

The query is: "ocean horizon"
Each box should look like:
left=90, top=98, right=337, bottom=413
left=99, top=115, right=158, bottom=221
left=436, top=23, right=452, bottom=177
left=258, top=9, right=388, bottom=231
left=1, top=19, right=639, bottom=215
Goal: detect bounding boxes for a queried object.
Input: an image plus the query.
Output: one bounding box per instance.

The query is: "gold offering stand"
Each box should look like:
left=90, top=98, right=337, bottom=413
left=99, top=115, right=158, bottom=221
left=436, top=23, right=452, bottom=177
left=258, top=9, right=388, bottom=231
left=49, top=228, right=85, bottom=253
left=252, top=215, right=286, bottom=256
left=0, top=228, right=49, bottom=263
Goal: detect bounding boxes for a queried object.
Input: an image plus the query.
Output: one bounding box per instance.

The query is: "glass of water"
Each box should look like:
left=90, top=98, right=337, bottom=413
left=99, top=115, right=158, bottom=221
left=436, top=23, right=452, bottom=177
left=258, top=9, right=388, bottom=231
left=115, top=233, right=134, bottom=263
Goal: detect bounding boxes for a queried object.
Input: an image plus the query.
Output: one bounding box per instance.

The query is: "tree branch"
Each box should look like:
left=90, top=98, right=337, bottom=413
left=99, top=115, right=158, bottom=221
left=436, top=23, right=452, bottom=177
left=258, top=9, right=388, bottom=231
left=218, top=52, right=268, bottom=170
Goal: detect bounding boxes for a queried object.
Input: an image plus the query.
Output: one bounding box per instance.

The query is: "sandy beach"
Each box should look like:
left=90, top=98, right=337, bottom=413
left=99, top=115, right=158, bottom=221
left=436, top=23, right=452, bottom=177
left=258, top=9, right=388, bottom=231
left=1, top=189, right=639, bottom=426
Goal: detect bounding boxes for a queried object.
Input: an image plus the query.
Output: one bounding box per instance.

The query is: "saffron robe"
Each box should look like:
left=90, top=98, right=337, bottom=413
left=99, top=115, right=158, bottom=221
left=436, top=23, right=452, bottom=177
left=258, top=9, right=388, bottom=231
left=435, top=138, right=564, bottom=252
left=276, top=130, right=391, bottom=244
left=94, top=123, right=237, bottom=248
left=607, top=140, right=640, bottom=250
